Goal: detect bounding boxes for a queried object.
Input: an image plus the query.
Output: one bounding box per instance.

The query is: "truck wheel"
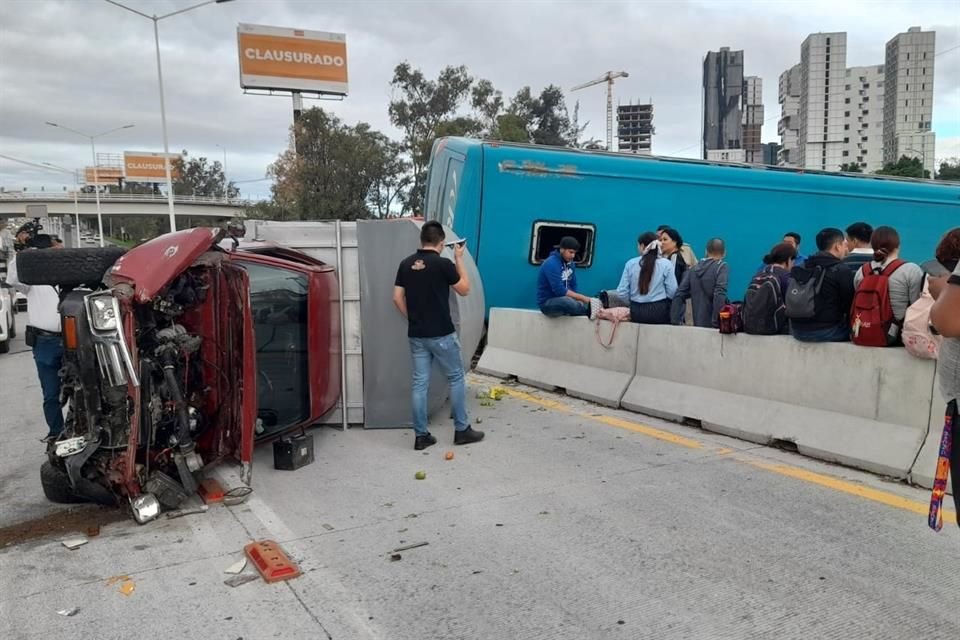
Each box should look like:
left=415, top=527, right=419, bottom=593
left=40, top=461, right=85, bottom=504
left=16, top=247, right=125, bottom=289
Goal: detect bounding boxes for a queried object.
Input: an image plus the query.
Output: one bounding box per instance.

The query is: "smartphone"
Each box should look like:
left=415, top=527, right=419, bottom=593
left=444, top=238, right=467, bottom=247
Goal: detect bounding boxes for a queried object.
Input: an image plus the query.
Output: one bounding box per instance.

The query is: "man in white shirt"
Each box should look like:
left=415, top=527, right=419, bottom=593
left=7, top=226, right=64, bottom=442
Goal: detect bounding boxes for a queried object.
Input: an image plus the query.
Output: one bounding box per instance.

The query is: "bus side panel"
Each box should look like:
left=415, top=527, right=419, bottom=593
left=473, top=145, right=959, bottom=312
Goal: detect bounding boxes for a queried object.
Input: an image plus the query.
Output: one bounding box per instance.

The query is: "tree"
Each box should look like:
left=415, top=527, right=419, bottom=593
left=268, top=108, right=399, bottom=221
left=389, top=63, right=475, bottom=214
left=172, top=151, right=239, bottom=198
left=839, top=163, right=863, bottom=173
left=875, top=155, right=929, bottom=179
left=936, top=158, right=960, bottom=181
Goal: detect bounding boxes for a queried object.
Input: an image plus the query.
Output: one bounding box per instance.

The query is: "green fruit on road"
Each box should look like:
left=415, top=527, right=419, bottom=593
left=415, top=471, right=426, bottom=480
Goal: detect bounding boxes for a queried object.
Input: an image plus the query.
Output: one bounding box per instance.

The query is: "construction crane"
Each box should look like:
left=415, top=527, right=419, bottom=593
left=571, top=71, right=629, bottom=151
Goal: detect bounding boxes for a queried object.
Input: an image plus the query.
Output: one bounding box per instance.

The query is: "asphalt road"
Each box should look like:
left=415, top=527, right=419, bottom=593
left=0, top=343, right=957, bottom=639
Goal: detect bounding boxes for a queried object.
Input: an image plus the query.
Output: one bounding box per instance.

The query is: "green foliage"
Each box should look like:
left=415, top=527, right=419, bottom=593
left=839, top=163, right=863, bottom=173
left=936, top=158, right=960, bottom=181
left=268, top=108, right=401, bottom=220
left=875, top=155, right=929, bottom=179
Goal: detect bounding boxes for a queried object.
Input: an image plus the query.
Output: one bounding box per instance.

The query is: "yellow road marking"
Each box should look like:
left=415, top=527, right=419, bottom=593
left=486, top=382, right=957, bottom=522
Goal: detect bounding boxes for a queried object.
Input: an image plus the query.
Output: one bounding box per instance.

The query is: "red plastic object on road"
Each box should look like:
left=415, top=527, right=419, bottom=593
left=244, top=540, right=302, bottom=583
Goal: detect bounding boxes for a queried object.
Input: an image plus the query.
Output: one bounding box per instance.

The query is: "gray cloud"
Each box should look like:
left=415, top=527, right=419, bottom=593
left=1, top=0, right=957, bottom=199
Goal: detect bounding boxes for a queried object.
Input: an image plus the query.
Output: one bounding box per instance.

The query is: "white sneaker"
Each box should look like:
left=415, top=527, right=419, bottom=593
left=588, top=297, right=601, bottom=321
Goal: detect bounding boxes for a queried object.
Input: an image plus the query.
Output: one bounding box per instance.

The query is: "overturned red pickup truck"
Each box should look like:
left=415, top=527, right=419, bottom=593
left=16, top=227, right=340, bottom=523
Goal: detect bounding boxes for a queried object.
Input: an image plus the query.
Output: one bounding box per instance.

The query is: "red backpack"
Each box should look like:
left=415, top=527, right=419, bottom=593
left=850, top=260, right=905, bottom=347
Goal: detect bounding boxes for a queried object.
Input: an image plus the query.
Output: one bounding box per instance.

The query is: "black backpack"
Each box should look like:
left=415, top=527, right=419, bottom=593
left=785, top=266, right=826, bottom=319
left=743, top=268, right=785, bottom=335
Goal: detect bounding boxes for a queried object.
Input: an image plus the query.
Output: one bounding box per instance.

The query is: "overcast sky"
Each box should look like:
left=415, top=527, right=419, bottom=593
left=1, top=0, right=957, bottom=200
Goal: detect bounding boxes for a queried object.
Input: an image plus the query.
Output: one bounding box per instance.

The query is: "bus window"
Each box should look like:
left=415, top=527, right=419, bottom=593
left=529, top=221, right=595, bottom=267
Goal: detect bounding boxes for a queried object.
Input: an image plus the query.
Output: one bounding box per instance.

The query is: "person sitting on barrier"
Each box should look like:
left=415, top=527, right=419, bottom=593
left=658, top=227, right=689, bottom=289
left=928, top=245, right=960, bottom=524
left=393, top=221, right=484, bottom=450
left=616, top=232, right=678, bottom=325
left=669, top=237, right=729, bottom=328
left=787, top=227, right=855, bottom=343
left=843, top=222, right=874, bottom=271
left=742, top=242, right=796, bottom=335
left=851, top=226, right=923, bottom=345
left=782, top=232, right=807, bottom=268
left=536, top=236, right=599, bottom=319
left=656, top=224, right=697, bottom=268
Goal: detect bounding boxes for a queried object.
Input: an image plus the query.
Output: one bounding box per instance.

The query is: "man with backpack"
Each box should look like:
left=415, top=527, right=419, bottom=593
left=742, top=242, right=796, bottom=335
left=786, top=228, right=855, bottom=342
left=670, top=238, right=728, bottom=328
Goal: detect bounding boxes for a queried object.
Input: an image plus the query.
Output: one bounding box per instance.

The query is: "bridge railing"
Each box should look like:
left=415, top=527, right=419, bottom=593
left=0, top=192, right=251, bottom=207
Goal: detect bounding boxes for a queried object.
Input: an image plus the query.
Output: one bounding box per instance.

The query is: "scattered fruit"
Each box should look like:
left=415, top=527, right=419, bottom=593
left=445, top=451, right=454, bottom=461
left=415, top=471, right=426, bottom=480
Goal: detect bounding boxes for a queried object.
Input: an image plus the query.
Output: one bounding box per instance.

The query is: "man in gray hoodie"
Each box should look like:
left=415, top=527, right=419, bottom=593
left=670, top=238, right=729, bottom=328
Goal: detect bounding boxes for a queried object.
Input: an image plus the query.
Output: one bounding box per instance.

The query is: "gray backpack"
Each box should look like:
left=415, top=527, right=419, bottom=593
left=785, top=266, right=826, bottom=319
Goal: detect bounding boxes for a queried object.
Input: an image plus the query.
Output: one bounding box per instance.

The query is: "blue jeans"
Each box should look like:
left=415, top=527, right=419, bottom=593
left=539, top=296, right=588, bottom=317
left=33, top=334, right=64, bottom=436
left=791, top=324, right=850, bottom=343
left=409, top=333, right=468, bottom=436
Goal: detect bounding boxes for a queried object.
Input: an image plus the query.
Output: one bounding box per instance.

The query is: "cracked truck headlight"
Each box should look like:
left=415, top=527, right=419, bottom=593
left=87, top=294, right=120, bottom=331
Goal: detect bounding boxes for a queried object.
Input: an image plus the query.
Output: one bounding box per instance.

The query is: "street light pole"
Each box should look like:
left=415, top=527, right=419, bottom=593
left=45, top=122, right=134, bottom=248
left=105, top=0, right=236, bottom=233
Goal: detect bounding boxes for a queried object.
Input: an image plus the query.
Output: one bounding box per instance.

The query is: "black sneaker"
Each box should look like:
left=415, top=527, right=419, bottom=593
left=454, top=427, right=485, bottom=445
left=414, top=433, right=437, bottom=451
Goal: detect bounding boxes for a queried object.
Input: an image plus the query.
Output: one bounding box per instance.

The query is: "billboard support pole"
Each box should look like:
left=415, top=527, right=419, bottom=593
left=292, top=91, right=303, bottom=155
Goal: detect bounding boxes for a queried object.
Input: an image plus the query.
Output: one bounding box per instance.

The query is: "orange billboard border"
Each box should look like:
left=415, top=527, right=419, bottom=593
left=123, top=151, right=182, bottom=182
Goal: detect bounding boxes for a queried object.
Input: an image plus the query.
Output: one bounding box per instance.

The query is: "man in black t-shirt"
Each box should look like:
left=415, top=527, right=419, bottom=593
left=393, top=221, right=485, bottom=450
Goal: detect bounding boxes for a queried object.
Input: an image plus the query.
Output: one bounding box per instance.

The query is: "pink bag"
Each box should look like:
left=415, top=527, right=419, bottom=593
left=903, top=277, right=941, bottom=360
left=596, top=307, right=631, bottom=348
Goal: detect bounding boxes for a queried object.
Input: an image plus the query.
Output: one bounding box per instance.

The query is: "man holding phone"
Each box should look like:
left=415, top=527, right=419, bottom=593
left=393, top=221, right=484, bottom=450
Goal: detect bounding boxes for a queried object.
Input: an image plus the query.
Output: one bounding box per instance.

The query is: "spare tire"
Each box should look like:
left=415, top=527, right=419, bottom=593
left=16, top=247, right=125, bottom=288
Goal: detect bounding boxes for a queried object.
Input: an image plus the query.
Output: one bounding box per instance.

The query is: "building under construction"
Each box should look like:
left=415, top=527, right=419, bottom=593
left=617, top=103, right=654, bottom=154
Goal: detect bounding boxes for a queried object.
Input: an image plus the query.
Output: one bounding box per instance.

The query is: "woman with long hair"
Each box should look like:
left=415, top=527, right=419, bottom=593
left=658, top=227, right=689, bottom=287
left=616, top=231, right=678, bottom=324
left=852, top=225, right=924, bottom=344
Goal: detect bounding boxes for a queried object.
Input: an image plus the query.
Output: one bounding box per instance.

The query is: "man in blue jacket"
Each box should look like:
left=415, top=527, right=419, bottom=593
left=536, top=237, right=598, bottom=319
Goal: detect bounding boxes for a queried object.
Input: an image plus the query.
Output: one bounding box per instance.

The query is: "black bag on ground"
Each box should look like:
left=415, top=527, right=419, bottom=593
left=743, top=269, right=785, bottom=335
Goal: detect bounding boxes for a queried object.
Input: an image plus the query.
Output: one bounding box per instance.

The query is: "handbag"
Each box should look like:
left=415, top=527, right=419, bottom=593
left=595, top=306, right=630, bottom=348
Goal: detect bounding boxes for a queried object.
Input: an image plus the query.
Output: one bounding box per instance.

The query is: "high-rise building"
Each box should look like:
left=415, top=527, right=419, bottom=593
left=762, top=142, right=782, bottom=165
left=703, top=48, right=744, bottom=158
left=883, top=27, right=936, bottom=176
left=798, top=32, right=848, bottom=171
left=743, top=76, right=763, bottom=164
left=617, top=103, right=654, bottom=155
left=841, top=65, right=886, bottom=172
left=777, top=64, right=802, bottom=166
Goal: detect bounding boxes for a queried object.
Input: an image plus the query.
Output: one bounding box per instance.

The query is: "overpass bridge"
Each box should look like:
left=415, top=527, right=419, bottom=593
left=0, top=192, right=247, bottom=221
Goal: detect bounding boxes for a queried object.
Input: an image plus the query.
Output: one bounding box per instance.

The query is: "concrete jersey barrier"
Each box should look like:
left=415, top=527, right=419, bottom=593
left=477, top=308, right=639, bottom=407
left=480, top=307, right=942, bottom=485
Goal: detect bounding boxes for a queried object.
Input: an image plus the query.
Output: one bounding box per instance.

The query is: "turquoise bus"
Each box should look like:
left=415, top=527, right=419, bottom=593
left=424, top=137, right=960, bottom=312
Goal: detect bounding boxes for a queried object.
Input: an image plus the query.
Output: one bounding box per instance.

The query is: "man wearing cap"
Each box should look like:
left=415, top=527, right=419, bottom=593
left=8, top=223, right=65, bottom=443
left=536, top=236, right=598, bottom=318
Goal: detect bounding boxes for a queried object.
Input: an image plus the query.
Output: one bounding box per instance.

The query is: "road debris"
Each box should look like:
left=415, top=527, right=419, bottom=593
left=224, top=558, right=247, bottom=574
left=61, top=536, right=88, bottom=550
left=57, top=607, right=79, bottom=617
left=445, top=451, right=455, bottom=460
left=322, top=523, right=335, bottom=531
left=390, top=554, right=402, bottom=562
left=415, top=471, right=426, bottom=480
left=245, top=539, right=301, bottom=583
left=393, top=541, right=429, bottom=552
left=224, top=574, right=259, bottom=588
left=119, top=579, right=136, bottom=597
left=165, top=505, right=209, bottom=519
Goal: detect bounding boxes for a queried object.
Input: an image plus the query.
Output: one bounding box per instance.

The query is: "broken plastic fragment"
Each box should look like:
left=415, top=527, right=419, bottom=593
left=119, top=579, right=135, bottom=597
left=61, top=536, right=88, bottom=550
left=224, top=558, right=247, bottom=574
left=57, top=607, right=79, bottom=617
left=224, top=574, right=259, bottom=588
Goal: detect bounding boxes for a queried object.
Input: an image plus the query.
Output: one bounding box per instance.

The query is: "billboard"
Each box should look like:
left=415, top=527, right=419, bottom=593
left=237, top=23, right=348, bottom=95
left=123, top=152, right=181, bottom=182
left=84, top=166, right=124, bottom=186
